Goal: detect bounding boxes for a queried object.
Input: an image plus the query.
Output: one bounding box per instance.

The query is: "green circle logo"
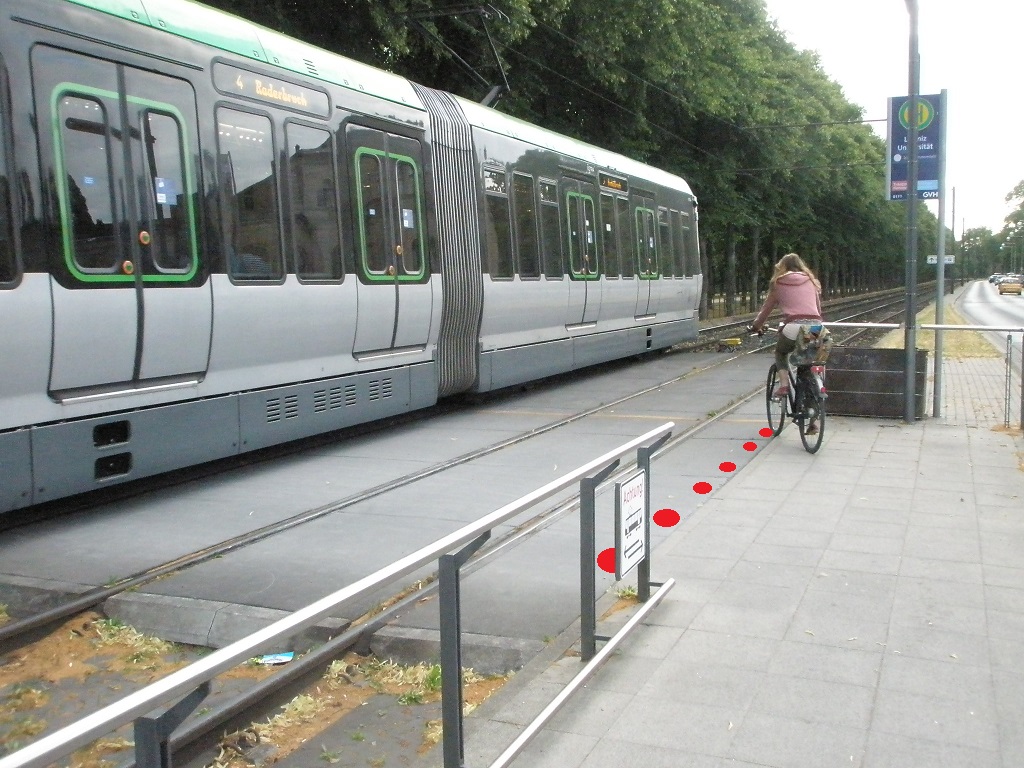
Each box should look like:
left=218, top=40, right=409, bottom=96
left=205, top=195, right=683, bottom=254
left=899, top=98, right=935, bottom=131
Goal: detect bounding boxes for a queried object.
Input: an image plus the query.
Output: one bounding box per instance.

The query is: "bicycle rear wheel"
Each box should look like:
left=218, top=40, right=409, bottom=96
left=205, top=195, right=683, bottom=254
left=766, top=364, right=787, bottom=435
left=799, top=391, right=825, bottom=453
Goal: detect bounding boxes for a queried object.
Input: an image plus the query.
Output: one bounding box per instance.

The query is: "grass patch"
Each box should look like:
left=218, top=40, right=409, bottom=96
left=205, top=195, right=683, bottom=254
left=875, top=303, right=1001, bottom=358
left=2, top=684, right=48, bottom=712
left=614, top=585, right=638, bottom=600
left=92, top=618, right=175, bottom=667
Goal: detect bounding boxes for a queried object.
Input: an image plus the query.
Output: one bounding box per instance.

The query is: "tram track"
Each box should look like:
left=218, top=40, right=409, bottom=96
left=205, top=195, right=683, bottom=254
left=0, top=289, right=920, bottom=767
left=0, top=341, right=771, bottom=768
left=0, top=342, right=748, bottom=651
left=0, top=352, right=777, bottom=768
left=0, top=288, right=916, bottom=652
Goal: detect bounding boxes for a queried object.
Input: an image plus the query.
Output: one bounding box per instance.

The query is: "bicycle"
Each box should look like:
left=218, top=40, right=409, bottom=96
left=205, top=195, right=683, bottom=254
left=756, top=326, right=828, bottom=454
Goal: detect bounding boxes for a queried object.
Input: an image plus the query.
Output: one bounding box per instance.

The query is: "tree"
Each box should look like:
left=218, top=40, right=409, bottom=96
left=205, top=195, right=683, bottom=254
left=198, top=0, right=917, bottom=307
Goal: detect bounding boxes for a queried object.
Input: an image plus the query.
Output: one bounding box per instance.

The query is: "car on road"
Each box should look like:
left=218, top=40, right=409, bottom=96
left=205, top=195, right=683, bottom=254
left=997, top=275, right=1023, bottom=295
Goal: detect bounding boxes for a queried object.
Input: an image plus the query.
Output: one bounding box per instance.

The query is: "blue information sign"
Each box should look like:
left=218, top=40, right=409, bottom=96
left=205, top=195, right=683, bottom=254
left=886, top=93, right=944, bottom=201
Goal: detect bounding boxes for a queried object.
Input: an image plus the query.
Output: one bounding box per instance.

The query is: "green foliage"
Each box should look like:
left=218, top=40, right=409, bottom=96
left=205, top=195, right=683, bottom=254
left=197, top=0, right=928, bottom=297
left=424, top=664, right=442, bottom=692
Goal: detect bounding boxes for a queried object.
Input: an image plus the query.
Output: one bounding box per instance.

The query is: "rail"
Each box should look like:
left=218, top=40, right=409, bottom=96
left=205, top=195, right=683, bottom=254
left=0, top=423, right=676, bottom=768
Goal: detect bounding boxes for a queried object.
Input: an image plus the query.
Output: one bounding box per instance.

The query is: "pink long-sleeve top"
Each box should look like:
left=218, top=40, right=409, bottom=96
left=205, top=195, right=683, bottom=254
left=753, top=272, right=822, bottom=327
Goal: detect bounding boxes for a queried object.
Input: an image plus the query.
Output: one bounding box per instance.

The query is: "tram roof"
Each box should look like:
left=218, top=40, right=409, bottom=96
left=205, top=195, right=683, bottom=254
left=455, top=96, right=695, bottom=196
left=66, top=0, right=694, bottom=197
left=66, top=0, right=424, bottom=110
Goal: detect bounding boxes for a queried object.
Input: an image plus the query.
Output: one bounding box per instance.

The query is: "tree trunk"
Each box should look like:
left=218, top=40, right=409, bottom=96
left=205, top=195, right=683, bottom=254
left=725, top=224, right=737, bottom=317
left=749, top=225, right=761, bottom=312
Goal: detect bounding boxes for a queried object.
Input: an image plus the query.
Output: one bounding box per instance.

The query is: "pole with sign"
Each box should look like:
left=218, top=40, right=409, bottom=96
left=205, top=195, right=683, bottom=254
left=886, top=92, right=943, bottom=202
left=887, top=85, right=948, bottom=420
left=932, top=90, right=948, bottom=418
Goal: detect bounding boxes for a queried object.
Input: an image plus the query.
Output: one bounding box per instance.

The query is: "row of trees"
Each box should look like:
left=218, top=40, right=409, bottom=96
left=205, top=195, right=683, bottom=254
left=203, top=0, right=941, bottom=315
left=958, top=182, right=1024, bottom=280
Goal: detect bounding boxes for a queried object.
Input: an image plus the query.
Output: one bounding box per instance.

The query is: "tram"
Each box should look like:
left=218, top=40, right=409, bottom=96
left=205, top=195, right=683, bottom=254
left=0, top=0, right=701, bottom=511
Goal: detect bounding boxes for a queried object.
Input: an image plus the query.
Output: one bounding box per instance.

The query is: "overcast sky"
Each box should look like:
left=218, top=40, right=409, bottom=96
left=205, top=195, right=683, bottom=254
left=761, top=0, right=1022, bottom=236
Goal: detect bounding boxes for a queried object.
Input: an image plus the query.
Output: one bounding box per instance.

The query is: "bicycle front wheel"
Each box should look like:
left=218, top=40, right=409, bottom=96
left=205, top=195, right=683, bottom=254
left=799, top=391, right=825, bottom=453
left=766, top=364, right=787, bottom=435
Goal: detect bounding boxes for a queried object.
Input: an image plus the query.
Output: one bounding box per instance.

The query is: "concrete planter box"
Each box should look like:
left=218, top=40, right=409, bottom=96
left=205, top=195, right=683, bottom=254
left=825, top=346, right=929, bottom=419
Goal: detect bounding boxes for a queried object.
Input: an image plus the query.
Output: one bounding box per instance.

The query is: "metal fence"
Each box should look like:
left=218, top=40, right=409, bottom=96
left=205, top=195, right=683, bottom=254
left=827, top=321, right=1024, bottom=429
left=0, top=424, right=676, bottom=768
left=920, top=324, right=1024, bottom=430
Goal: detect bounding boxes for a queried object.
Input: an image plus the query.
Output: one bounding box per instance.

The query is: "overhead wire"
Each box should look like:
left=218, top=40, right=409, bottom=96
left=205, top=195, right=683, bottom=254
left=492, top=40, right=715, bottom=161
left=423, top=10, right=901, bottom=244
left=527, top=16, right=744, bottom=133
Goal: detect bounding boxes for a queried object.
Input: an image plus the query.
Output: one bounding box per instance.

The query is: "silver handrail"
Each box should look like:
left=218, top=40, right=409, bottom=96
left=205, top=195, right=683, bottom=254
left=0, top=422, right=675, bottom=768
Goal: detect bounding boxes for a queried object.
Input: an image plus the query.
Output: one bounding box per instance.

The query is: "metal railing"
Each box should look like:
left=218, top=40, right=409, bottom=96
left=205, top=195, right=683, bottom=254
left=825, top=320, right=1024, bottom=429
left=0, top=424, right=676, bottom=768
left=920, top=324, right=1024, bottom=430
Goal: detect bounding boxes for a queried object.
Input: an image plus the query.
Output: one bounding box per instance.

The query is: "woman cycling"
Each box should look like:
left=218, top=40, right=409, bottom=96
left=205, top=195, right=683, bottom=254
left=751, top=253, right=823, bottom=408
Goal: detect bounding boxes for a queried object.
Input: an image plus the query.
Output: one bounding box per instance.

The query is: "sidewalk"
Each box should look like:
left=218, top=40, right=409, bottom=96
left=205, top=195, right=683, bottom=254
left=455, top=355, right=1024, bottom=768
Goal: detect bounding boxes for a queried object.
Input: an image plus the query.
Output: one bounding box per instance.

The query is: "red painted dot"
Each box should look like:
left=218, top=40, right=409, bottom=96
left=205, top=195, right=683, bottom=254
left=743, top=441, right=758, bottom=452
left=596, top=548, right=616, bottom=573
left=693, top=481, right=712, bottom=494
left=759, top=427, right=773, bottom=437
left=653, top=508, right=681, bottom=527
left=719, top=461, right=736, bottom=472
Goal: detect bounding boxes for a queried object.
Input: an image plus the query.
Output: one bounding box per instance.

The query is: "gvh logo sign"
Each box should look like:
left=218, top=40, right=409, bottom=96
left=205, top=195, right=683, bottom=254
left=886, top=92, right=945, bottom=202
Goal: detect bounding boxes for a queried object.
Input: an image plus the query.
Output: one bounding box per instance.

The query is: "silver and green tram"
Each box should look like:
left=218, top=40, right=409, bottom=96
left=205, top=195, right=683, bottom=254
left=0, top=0, right=701, bottom=511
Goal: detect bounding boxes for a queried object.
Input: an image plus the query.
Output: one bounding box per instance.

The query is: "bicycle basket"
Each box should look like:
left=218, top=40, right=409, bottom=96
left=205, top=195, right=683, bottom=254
left=788, top=323, right=833, bottom=366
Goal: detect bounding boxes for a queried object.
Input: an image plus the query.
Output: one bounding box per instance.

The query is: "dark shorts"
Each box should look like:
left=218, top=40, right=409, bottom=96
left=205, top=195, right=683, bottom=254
left=775, top=319, right=818, bottom=371
left=775, top=334, right=797, bottom=372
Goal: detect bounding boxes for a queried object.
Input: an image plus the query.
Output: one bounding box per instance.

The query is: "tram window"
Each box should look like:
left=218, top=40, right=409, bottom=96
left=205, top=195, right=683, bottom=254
left=681, top=209, right=696, bottom=276
left=356, top=151, right=388, bottom=274
left=670, top=210, right=685, bottom=277
left=658, top=207, right=673, bottom=277
left=217, top=109, right=283, bottom=281
left=616, top=196, right=631, bottom=278
left=539, top=180, right=561, bottom=278
left=512, top=173, right=539, bottom=278
left=0, top=172, right=12, bottom=283
left=600, top=193, right=619, bottom=279
left=566, top=193, right=582, bottom=274
left=483, top=169, right=512, bottom=278
left=287, top=123, right=341, bottom=281
left=142, top=111, right=193, bottom=274
left=395, top=159, right=423, bottom=276
left=582, top=196, right=597, bottom=276
left=0, top=77, right=12, bottom=283
left=0, top=144, right=12, bottom=284
left=59, top=96, right=120, bottom=272
left=636, top=208, right=656, bottom=277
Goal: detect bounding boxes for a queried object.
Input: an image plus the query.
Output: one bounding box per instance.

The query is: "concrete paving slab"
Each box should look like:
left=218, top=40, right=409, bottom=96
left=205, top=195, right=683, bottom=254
left=10, top=297, right=1024, bottom=768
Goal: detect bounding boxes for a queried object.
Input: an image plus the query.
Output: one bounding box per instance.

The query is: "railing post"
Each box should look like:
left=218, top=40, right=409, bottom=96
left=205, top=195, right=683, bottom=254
left=439, top=532, right=490, bottom=768
left=1006, top=335, right=1013, bottom=430
left=579, top=461, right=620, bottom=662
left=133, top=683, right=209, bottom=768
left=636, top=433, right=672, bottom=603
left=1019, top=340, right=1024, bottom=432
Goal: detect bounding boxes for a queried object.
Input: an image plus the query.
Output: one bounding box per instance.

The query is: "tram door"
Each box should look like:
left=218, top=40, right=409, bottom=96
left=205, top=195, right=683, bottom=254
left=348, top=125, right=431, bottom=355
left=633, top=192, right=658, bottom=317
left=33, top=46, right=209, bottom=394
left=562, top=178, right=600, bottom=326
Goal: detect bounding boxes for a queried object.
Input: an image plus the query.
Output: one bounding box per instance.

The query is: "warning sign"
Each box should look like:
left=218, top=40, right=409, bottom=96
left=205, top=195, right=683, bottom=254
left=615, top=470, right=647, bottom=579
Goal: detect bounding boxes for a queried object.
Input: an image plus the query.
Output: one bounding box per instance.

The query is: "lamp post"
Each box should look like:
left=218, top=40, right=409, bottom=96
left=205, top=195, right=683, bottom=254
left=903, top=0, right=920, bottom=423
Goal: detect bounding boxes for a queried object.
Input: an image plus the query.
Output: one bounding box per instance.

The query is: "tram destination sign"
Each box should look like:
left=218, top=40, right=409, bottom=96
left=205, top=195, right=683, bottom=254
left=213, top=62, right=331, bottom=118
left=614, top=470, right=647, bottom=579
left=886, top=93, right=944, bottom=201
